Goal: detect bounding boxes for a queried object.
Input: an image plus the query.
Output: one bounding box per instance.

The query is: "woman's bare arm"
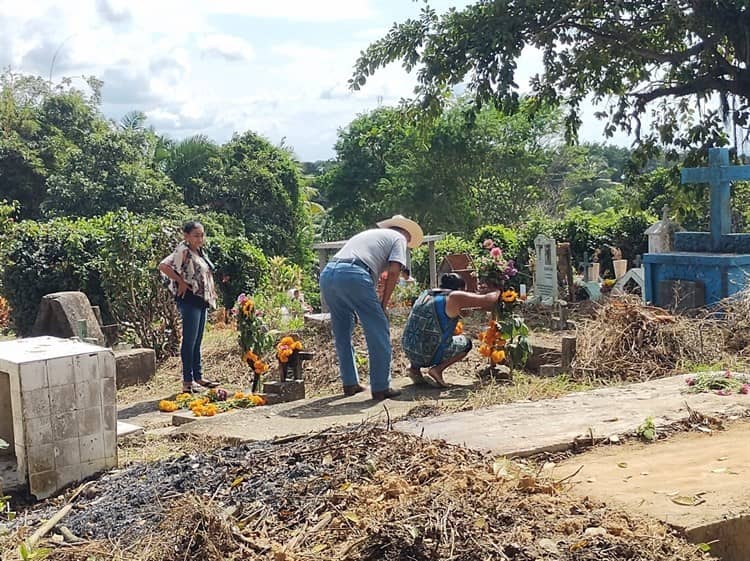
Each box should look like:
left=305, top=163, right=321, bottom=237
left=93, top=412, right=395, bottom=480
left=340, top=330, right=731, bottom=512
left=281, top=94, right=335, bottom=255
left=445, top=290, right=500, bottom=318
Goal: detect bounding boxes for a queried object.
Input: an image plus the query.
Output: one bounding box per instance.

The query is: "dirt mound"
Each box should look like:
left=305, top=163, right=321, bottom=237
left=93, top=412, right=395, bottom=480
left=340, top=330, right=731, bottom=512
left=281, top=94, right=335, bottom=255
left=7, top=426, right=710, bottom=561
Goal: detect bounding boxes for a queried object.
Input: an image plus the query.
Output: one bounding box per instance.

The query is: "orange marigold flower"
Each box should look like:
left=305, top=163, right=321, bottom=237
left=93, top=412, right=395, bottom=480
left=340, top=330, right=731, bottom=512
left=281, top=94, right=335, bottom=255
left=501, top=290, right=517, bottom=304
left=292, top=340, right=303, bottom=350
left=453, top=321, right=463, bottom=336
left=479, top=344, right=492, bottom=357
left=158, top=400, right=179, bottom=412
left=234, top=392, right=246, bottom=400
left=490, top=349, right=506, bottom=364
left=249, top=394, right=267, bottom=406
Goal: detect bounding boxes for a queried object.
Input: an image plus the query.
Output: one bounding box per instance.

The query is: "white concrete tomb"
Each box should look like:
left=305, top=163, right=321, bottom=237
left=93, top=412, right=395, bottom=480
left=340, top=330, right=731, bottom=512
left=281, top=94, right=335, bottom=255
left=0, top=336, right=117, bottom=499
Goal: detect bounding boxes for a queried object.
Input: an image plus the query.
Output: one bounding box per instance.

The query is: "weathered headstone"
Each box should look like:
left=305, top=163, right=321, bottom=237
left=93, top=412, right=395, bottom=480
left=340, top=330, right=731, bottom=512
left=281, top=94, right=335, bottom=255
left=533, top=235, right=558, bottom=305
left=33, top=292, right=105, bottom=347
left=645, top=205, right=682, bottom=253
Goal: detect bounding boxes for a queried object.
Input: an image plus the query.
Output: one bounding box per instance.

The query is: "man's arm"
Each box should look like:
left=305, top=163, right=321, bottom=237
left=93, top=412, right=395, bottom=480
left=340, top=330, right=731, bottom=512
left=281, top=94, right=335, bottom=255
left=380, top=261, right=402, bottom=310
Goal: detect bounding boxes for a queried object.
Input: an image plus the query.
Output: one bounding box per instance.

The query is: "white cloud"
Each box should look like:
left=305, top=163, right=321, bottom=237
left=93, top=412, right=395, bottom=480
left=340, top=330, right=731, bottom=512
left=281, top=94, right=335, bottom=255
left=205, top=0, right=375, bottom=21
left=197, top=33, right=255, bottom=62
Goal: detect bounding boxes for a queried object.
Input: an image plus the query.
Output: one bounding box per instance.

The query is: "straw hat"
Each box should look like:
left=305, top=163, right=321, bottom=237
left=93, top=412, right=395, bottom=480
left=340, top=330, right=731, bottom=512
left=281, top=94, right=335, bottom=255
left=377, top=214, right=424, bottom=248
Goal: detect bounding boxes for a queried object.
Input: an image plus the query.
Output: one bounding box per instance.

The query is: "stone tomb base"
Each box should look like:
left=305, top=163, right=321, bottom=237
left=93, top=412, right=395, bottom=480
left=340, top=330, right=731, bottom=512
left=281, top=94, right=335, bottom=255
left=0, top=337, right=117, bottom=499
left=643, top=252, right=750, bottom=307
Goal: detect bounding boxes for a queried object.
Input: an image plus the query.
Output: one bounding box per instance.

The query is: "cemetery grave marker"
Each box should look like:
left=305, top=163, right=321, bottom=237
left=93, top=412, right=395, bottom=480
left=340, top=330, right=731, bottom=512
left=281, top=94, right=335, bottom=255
left=644, top=147, right=750, bottom=306
left=532, top=235, right=558, bottom=305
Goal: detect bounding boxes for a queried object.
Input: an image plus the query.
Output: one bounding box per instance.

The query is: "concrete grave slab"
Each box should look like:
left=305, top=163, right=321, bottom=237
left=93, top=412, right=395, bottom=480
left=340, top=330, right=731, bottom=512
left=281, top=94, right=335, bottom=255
left=395, top=374, right=750, bottom=458
left=174, top=374, right=477, bottom=441
left=116, top=420, right=144, bottom=438
left=114, top=348, right=156, bottom=389
left=558, top=423, right=750, bottom=561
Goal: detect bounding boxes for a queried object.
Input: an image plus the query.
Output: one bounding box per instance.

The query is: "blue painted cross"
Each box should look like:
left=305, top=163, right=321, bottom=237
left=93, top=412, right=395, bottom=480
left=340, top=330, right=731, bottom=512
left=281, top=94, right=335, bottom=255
left=677, top=147, right=750, bottom=253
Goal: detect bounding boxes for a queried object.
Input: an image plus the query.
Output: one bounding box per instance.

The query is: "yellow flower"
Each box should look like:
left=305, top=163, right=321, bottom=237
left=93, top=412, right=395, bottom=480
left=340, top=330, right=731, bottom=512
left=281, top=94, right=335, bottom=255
left=501, top=290, right=517, bottom=304
left=175, top=393, right=192, bottom=401
left=479, top=344, right=492, bottom=357
left=234, top=392, right=247, bottom=400
left=453, top=321, right=463, bottom=336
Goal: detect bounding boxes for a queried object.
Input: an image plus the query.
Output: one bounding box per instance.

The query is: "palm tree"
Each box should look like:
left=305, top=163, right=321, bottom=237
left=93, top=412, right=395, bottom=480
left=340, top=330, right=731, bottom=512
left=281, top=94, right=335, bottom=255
left=119, top=110, right=147, bottom=131
left=164, top=135, right=219, bottom=206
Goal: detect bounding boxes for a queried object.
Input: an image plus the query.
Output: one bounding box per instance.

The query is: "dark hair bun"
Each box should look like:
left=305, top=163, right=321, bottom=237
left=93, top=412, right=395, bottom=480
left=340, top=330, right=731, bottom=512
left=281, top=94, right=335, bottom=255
left=439, top=273, right=466, bottom=291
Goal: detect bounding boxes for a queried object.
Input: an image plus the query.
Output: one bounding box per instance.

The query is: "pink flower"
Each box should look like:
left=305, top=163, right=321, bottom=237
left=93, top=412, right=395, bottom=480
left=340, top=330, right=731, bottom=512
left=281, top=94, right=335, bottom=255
left=716, top=389, right=731, bottom=396
left=724, top=369, right=732, bottom=378
left=686, top=377, right=695, bottom=386
left=490, top=247, right=502, bottom=258
left=237, top=293, right=247, bottom=304
left=741, top=384, right=750, bottom=395
left=482, top=239, right=495, bottom=249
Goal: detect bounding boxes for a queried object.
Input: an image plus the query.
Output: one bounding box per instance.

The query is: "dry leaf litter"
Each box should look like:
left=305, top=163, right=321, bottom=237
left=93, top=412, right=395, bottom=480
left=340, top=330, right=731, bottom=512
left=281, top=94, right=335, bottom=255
left=3, top=425, right=711, bottom=561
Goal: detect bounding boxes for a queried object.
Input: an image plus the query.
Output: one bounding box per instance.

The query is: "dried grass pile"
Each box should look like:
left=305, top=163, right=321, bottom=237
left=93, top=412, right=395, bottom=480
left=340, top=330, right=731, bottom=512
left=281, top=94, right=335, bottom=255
left=713, top=288, right=750, bottom=355
left=573, top=297, right=725, bottom=381
left=6, top=426, right=709, bottom=561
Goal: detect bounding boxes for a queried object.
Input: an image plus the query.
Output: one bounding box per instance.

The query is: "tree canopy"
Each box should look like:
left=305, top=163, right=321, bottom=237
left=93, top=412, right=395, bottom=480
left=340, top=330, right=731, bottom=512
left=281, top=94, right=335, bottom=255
left=351, top=0, right=750, bottom=155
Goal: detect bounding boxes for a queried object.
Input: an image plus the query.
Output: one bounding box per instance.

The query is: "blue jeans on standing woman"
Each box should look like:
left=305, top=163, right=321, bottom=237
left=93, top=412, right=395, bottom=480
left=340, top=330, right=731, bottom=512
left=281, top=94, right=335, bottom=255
left=176, top=296, right=207, bottom=384
left=319, top=261, right=392, bottom=393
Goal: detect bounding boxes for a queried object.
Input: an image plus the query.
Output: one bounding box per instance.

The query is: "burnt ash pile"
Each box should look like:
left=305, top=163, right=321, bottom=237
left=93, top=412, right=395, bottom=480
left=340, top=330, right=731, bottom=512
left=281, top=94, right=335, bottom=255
left=11, top=426, right=710, bottom=561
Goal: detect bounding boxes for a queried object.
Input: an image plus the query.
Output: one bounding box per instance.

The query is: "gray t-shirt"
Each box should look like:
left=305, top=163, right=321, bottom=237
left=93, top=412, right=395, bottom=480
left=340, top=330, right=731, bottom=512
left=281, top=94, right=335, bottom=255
left=334, top=228, right=408, bottom=281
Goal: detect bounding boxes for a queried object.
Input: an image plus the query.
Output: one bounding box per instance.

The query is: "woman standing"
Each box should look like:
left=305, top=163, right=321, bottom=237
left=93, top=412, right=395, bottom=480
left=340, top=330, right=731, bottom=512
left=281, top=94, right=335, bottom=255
left=159, top=221, right=220, bottom=393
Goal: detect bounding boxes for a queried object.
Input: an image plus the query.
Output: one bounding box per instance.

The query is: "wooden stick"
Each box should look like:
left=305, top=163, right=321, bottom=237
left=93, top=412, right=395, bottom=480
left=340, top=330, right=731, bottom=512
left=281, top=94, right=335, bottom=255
left=26, top=503, right=73, bottom=547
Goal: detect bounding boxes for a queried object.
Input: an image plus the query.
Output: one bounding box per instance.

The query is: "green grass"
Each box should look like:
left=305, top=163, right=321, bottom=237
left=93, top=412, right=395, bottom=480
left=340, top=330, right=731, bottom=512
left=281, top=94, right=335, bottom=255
left=457, top=372, right=595, bottom=411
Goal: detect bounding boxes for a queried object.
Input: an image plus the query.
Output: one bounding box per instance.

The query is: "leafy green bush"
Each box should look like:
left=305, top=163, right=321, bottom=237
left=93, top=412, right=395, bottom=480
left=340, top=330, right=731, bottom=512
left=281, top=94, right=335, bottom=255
left=472, top=225, right=519, bottom=257
left=206, top=234, right=269, bottom=310
left=602, top=211, right=654, bottom=261
left=96, top=212, right=182, bottom=359
left=551, top=209, right=611, bottom=264
left=410, top=233, right=475, bottom=285
left=2, top=216, right=109, bottom=335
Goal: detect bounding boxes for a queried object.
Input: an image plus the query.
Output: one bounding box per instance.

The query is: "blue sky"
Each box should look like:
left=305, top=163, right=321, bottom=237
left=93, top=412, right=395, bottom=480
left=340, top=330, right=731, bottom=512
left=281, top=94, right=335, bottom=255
left=0, top=0, right=629, bottom=161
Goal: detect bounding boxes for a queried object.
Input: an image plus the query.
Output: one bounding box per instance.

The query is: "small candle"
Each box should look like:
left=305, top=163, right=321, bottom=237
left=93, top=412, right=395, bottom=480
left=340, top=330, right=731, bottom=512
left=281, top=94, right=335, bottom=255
left=519, top=284, right=527, bottom=300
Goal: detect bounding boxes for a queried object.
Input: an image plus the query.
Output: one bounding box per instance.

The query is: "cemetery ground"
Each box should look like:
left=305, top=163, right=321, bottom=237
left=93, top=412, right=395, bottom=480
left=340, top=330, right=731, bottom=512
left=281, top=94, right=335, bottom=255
left=3, top=301, right=750, bottom=560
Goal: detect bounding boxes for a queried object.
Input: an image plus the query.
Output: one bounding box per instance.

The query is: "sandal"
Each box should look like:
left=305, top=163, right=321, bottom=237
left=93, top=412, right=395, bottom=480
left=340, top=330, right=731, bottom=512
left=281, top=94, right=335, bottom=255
left=181, top=383, right=203, bottom=394
left=424, top=368, right=451, bottom=389
left=196, top=378, right=220, bottom=388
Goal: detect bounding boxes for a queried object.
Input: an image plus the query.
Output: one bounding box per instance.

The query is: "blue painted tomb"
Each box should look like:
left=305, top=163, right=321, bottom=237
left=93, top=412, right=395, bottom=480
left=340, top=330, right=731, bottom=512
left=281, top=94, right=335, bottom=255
left=644, top=147, right=750, bottom=307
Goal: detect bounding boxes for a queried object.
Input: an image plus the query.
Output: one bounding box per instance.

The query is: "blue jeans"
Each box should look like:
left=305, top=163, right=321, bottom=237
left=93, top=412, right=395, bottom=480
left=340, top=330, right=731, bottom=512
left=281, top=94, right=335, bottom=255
left=176, top=298, right=207, bottom=384
left=319, top=261, right=391, bottom=392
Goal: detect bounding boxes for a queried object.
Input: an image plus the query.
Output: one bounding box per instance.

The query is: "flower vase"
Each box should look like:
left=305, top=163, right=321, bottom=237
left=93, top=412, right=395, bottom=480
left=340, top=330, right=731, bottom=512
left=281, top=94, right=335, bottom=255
left=279, top=351, right=299, bottom=382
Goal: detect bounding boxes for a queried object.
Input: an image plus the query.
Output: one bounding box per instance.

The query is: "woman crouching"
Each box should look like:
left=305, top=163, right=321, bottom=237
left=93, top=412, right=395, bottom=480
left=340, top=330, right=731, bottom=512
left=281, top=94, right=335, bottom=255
left=401, top=273, right=501, bottom=388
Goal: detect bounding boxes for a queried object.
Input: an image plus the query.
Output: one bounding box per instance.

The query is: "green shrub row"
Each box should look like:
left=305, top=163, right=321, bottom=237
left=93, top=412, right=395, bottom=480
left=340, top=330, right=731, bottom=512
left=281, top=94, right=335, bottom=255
left=1, top=211, right=268, bottom=358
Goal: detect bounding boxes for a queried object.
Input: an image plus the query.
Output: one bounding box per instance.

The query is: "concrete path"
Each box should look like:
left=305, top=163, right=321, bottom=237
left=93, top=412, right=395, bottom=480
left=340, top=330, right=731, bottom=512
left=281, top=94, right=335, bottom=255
left=395, top=374, right=750, bottom=457
left=558, top=423, right=750, bottom=561
left=174, top=373, right=476, bottom=441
